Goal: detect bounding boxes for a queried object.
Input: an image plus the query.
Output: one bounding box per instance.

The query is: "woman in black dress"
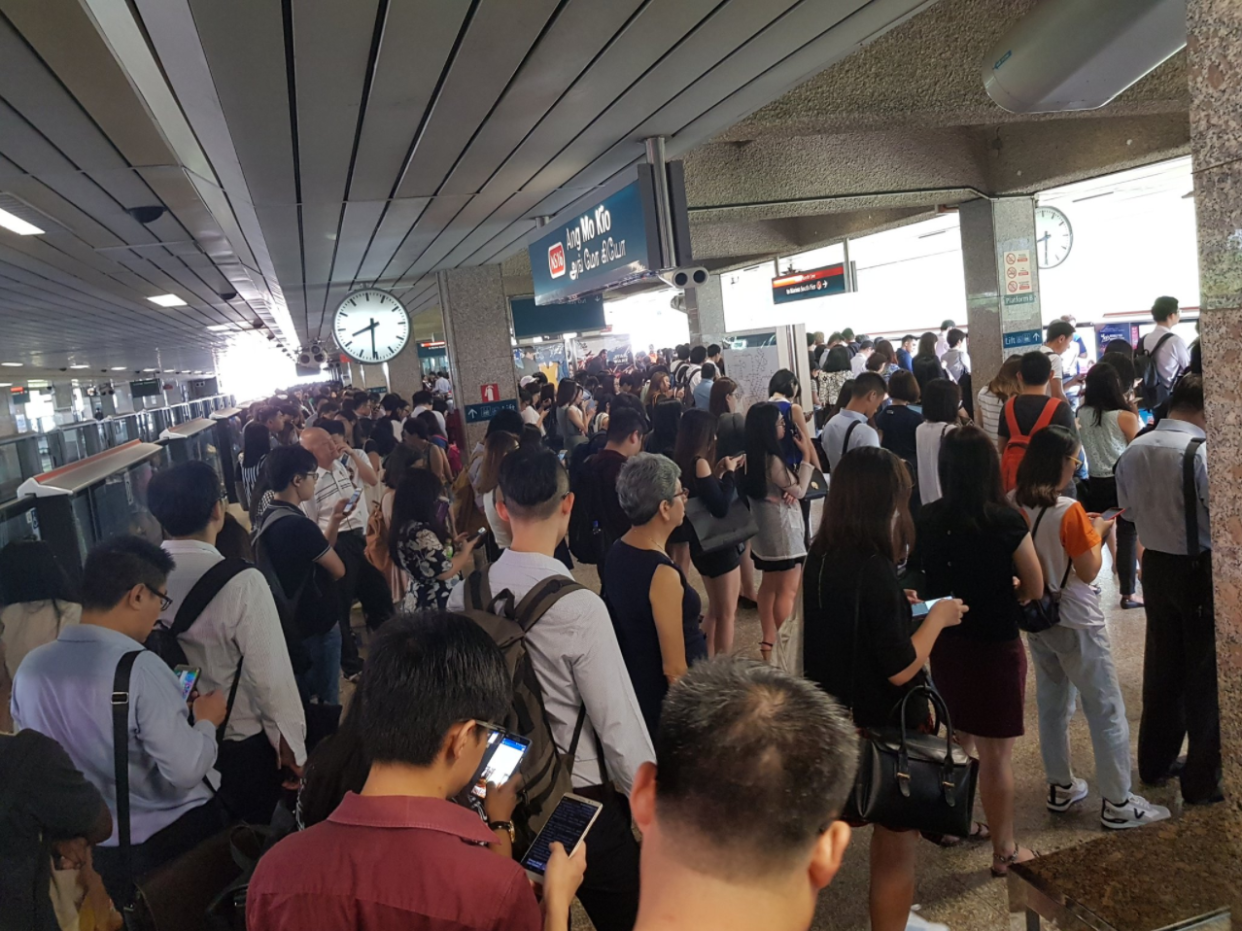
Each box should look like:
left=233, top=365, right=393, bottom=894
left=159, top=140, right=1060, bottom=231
left=711, top=378, right=759, bottom=607
left=803, top=446, right=965, bottom=931
left=914, top=426, right=1043, bottom=876
left=604, top=453, right=707, bottom=737
left=876, top=369, right=922, bottom=473
left=674, top=409, right=744, bottom=657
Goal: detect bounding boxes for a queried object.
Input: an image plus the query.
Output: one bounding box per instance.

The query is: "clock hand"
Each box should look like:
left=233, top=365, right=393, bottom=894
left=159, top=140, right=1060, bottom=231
left=351, top=319, right=379, bottom=338
left=370, top=323, right=377, bottom=358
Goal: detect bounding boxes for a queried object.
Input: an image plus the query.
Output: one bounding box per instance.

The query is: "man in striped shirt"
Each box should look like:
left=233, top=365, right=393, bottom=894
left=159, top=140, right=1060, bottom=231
left=300, top=427, right=389, bottom=678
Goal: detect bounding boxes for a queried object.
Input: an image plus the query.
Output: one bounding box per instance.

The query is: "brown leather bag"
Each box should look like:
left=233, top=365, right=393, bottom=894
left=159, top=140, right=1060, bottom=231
left=363, top=499, right=391, bottom=573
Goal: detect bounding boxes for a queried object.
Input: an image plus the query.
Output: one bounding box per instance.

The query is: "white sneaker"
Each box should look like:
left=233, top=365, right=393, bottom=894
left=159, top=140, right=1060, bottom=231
left=1101, top=795, right=1172, bottom=830
left=905, top=910, right=949, bottom=931
left=1047, top=777, right=1089, bottom=812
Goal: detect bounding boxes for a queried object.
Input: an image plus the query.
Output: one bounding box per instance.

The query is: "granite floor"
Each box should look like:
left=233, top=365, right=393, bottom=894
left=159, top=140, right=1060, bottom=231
left=561, top=547, right=1186, bottom=931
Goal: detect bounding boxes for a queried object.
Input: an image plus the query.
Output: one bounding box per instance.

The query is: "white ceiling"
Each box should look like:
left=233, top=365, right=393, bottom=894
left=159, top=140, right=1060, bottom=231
left=0, top=0, right=936, bottom=376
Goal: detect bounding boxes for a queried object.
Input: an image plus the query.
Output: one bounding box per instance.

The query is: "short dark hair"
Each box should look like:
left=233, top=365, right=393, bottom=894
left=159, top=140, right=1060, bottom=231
left=359, top=612, right=509, bottom=767
left=267, top=444, right=319, bottom=491
left=858, top=339, right=874, bottom=351
left=947, top=328, right=966, bottom=347
left=487, top=408, right=525, bottom=438
left=901, top=334, right=916, bottom=344
left=699, top=362, right=717, bottom=381
left=380, top=393, right=405, bottom=414
left=707, top=343, right=721, bottom=357
left=1046, top=320, right=1075, bottom=342
left=1152, top=295, right=1179, bottom=322
left=321, top=419, right=346, bottom=437
left=1169, top=373, right=1204, bottom=413
left=1019, top=350, right=1053, bottom=387
left=1014, top=425, right=1078, bottom=509
left=887, top=369, right=920, bottom=403
left=79, top=536, right=175, bottom=612
left=256, top=406, right=280, bottom=425
left=656, top=658, right=856, bottom=877
left=689, top=345, right=707, bottom=364
left=402, top=416, right=428, bottom=440
left=940, top=319, right=955, bottom=330
left=767, top=369, right=798, bottom=399
left=0, top=541, right=76, bottom=606
left=498, top=446, right=568, bottom=521
left=850, top=371, right=887, bottom=400
left=416, top=410, right=444, bottom=438
left=675, top=344, right=690, bottom=361
left=921, top=378, right=961, bottom=424
left=319, top=402, right=340, bottom=416
left=411, top=390, right=433, bottom=407
left=607, top=405, right=646, bottom=443
left=147, top=461, right=221, bottom=537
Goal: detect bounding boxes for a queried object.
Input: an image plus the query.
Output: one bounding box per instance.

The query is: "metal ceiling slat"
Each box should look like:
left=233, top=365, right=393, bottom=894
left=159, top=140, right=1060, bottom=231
left=347, top=0, right=469, bottom=202
left=329, top=200, right=386, bottom=284
left=436, top=189, right=546, bottom=269
left=393, top=0, right=562, bottom=199
left=0, top=175, right=125, bottom=249
left=352, top=197, right=429, bottom=283
left=0, top=235, right=163, bottom=310
left=300, top=199, right=339, bottom=331
left=373, top=194, right=471, bottom=285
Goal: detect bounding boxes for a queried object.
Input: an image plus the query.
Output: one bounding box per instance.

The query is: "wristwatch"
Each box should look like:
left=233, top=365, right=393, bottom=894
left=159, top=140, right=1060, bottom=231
left=488, top=820, right=515, bottom=843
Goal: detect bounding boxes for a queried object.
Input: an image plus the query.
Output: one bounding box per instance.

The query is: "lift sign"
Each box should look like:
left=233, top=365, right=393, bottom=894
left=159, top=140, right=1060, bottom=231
left=529, top=177, right=658, bottom=306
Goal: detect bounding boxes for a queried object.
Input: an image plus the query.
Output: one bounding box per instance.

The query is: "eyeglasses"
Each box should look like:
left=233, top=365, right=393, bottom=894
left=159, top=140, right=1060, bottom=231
left=146, top=585, right=173, bottom=612
left=673, top=488, right=689, bottom=501
left=1067, top=455, right=1084, bottom=468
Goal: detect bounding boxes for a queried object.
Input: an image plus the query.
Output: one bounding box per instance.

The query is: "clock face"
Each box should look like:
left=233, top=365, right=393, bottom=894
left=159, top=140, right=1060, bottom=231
left=333, top=289, right=410, bottom=363
left=1034, top=206, right=1073, bottom=269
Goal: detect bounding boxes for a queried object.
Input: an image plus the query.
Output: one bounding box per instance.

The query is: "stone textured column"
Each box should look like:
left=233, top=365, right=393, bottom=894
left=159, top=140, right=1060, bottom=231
left=958, top=196, right=1043, bottom=389
left=686, top=275, right=727, bottom=347
left=1188, top=0, right=1242, bottom=800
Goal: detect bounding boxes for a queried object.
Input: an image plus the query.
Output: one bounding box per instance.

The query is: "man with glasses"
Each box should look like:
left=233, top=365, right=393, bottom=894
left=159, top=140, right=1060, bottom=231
left=11, top=537, right=229, bottom=906
left=146, top=460, right=307, bottom=823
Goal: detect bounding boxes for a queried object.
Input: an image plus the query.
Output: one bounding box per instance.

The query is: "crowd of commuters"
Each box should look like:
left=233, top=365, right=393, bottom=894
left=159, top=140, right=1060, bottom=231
left=0, top=297, right=1221, bottom=931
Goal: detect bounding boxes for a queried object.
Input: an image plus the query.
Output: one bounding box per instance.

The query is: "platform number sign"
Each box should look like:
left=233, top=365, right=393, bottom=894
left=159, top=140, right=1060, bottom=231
left=333, top=289, right=410, bottom=363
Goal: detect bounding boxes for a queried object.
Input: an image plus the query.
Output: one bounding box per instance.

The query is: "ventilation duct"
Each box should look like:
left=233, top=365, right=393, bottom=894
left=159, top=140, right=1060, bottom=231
left=983, top=0, right=1186, bottom=114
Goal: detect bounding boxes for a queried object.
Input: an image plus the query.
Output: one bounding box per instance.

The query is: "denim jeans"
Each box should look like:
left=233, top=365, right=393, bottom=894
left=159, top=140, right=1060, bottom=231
left=1028, top=624, right=1133, bottom=804
left=298, top=626, right=341, bottom=706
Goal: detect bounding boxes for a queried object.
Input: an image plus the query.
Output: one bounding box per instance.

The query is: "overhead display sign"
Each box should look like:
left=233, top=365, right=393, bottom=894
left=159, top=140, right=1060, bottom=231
left=771, top=264, right=848, bottom=304
left=130, top=378, right=161, bottom=399
left=510, top=293, right=606, bottom=340
left=528, top=163, right=690, bottom=306
left=8, top=385, right=30, bottom=404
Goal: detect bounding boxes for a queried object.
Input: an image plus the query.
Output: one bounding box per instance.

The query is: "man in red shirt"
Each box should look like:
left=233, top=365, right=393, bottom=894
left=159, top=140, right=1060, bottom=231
left=247, top=612, right=586, bottom=931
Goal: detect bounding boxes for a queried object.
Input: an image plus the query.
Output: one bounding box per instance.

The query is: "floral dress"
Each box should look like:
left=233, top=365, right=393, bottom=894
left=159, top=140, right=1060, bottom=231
left=395, top=520, right=454, bottom=610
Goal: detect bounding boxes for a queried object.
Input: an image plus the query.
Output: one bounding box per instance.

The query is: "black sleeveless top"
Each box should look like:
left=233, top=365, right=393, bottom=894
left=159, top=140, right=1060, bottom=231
left=604, top=541, right=707, bottom=737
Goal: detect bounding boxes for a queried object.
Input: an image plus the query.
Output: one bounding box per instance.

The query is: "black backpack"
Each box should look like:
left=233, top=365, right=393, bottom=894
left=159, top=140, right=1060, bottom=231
left=567, top=445, right=604, bottom=565
left=1136, top=332, right=1177, bottom=410
left=250, top=506, right=329, bottom=673
left=675, top=363, right=701, bottom=399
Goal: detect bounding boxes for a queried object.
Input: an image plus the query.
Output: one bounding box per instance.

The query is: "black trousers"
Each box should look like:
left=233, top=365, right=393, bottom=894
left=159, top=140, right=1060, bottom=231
left=1085, top=477, right=1138, bottom=596
left=573, top=787, right=640, bottom=931
left=94, top=798, right=228, bottom=907
left=336, top=529, right=394, bottom=672
left=216, top=732, right=284, bottom=825
left=1138, top=549, right=1222, bottom=802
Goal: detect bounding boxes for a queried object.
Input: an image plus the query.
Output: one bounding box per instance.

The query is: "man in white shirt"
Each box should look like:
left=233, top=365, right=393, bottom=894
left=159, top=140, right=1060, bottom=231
left=448, top=446, right=652, bottom=931
left=411, top=390, right=447, bottom=435
left=1040, top=319, right=1078, bottom=404
left=146, top=461, right=306, bottom=823
left=821, top=372, right=886, bottom=470
left=848, top=339, right=874, bottom=376
left=433, top=371, right=452, bottom=396
left=935, top=320, right=955, bottom=359
left=1139, top=296, right=1192, bottom=406
left=300, top=426, right=386, bottom=678
left=12, top=537, right=228, bottom=905
left=940, top=328, right=971, bottom=383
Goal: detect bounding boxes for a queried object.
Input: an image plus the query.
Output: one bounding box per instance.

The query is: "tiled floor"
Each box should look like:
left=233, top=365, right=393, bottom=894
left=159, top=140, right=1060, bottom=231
left=562, top=550, right=1180, bottom=931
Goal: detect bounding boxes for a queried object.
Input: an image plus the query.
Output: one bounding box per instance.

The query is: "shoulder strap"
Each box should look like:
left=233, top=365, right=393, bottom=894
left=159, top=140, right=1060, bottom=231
left=842, top=419, right=861, bottom=456
left=1184, top=437, right=1206, bottom=563
left=463, top=567, right=492, bottom=612
left=112, top=650, right=143, bottom=859
left=252, top=505, right=298, bottom=544
left=170, top=558, right=254, bottom=636
left=1033, top=505, right=1075, bottom=591
left=1003, top=397, right=1020, bottom=438
left=1031, top=398, right=1061, bottom=435
left=1149, top=332, right=1175, bottom=358
left=513, top=576, right=585, bottom=633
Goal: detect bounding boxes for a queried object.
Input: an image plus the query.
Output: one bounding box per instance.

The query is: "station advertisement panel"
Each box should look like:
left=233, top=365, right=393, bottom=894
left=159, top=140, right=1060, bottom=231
left=771, top=264, right=848, bottom=304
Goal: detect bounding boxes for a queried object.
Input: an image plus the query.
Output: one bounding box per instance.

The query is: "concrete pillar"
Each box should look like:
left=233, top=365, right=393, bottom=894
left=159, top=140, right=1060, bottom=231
left=958, top=196, right=1043, bottom=388
left=686, top=276, right=727, bottom=347
left=1188, top=0, right=1242, bottom=799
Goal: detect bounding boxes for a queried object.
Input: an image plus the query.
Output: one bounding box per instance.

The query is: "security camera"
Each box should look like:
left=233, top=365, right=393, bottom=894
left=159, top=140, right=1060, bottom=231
left=126, top=206, right=167, bottom=224
left=218, top=290, right=238, bottom=302
left=656, top=267, right=709, bottom=289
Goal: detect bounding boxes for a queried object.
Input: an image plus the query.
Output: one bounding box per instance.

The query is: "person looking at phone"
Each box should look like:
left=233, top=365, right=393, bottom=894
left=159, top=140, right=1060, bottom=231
left=821, top=371, right=886, bottom=470
left=802, top=446, right=966, bottom=931
left=447, top=447, right=652, bottom=931
left=146, top=461, right=307, bottom=823
left=247, top=612, right=587, bottom=931
left=301, top=426, right=390, bottom=679
left=912, top=426, right=1044, bottom=874
left=11, top=537, right=228, bottom=907
left=628, top=658, right=855, bottom=931
left=1015, top=426, right=1170, bottom=829
left=390, top=468, right=482, bottom=611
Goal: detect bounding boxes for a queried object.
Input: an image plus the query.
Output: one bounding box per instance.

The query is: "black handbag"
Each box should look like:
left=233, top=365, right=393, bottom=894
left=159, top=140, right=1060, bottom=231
left=684, top=489, right=757, bottom=553
left=1018, top=506, right=1074, bottom=634
left=802, top=465, right=829, bottom=501
left=836, top=571, right=978, bottom=837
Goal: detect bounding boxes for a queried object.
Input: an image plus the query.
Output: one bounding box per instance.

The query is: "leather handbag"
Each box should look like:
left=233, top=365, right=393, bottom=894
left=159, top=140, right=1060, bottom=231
left=1017, top=507, right=1073, bottom=634
left=802, top=465, right=829, bottom=501
left=845, top=685, right=979, bottom=837
left=684, top=489, right=757, bottom=553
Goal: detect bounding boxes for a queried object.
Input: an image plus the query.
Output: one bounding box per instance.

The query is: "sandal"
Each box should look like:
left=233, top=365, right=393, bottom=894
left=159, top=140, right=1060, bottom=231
left=759, top=640, right=774, bottom=661
left=923, top=822, right=989, bottom=848
left=990, top=846, right=1037, bottom=878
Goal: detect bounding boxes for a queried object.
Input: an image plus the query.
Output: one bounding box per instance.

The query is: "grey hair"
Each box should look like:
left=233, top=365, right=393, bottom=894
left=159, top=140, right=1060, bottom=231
left=616, top=452, right=681, bottom=525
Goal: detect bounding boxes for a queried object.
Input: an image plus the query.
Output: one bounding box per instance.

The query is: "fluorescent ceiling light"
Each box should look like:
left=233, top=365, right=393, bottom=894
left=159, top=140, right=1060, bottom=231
left=69, top=364, right=89, bottom=369
left=206, top=324, right=233, bottom=332
left=1, top=362, right=22, bottom=367
left=0, top=207, right=44, bottom=236
left=111, top=366, right=127, bottom=371
left=148, top=294, right=186, bottom=308
left=0, top=383, right=9, bottom=388
left=142, top=368, right=158, bottom=372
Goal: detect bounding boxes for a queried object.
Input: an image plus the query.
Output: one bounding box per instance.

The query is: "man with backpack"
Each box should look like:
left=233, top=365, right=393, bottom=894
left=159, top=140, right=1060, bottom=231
left=255, top=445, right=348, bottom=705
left=448, top=446, right=653, bottom=931
left=676, top=345, right=707, bottom=403
left=1040, top=320, right=1080, bottom=405
left=1136, top=296, right=1192, bottom=411
left=146, top=461, right=307, bottom=823
left=11, top=537, right=228, bottom=906
left=998, top=351, right=1078, bottom=491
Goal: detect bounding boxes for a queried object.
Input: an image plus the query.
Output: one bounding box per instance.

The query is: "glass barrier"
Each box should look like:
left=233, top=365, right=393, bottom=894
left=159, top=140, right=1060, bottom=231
left=0, top=497, right=39, bottom=549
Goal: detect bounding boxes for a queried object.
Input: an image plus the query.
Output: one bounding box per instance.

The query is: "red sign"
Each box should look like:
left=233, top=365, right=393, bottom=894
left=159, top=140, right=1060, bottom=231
left=481, top=383, right=500, bottom=403
left=548, top=243, right=566, bottom=279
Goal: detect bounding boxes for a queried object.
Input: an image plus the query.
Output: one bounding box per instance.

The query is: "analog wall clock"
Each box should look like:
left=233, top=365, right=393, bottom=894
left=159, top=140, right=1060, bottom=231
left=1034, top=205, right=1073, bottom=269
left=332, top=289, right=410, bottom=363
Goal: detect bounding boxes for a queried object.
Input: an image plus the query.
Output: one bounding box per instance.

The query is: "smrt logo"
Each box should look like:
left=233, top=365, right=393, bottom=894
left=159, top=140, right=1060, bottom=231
left=548, top=242, right=566, bottom=279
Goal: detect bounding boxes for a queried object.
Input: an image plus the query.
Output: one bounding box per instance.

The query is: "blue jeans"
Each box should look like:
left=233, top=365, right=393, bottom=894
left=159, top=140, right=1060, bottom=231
left=298, top=627, right=341, bottom=706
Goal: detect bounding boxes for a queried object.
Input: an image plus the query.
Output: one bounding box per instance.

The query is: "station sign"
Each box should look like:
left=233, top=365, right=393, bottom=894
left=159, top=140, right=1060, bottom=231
left=529, top=164, right=689, bottom=306
left=9, top=385, right=30, bottom=404
left=771, top=264, right=848, bottom=304
left=465, top=398, right=518, bottom=424
left=510, top=293, right=605, bottom=340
